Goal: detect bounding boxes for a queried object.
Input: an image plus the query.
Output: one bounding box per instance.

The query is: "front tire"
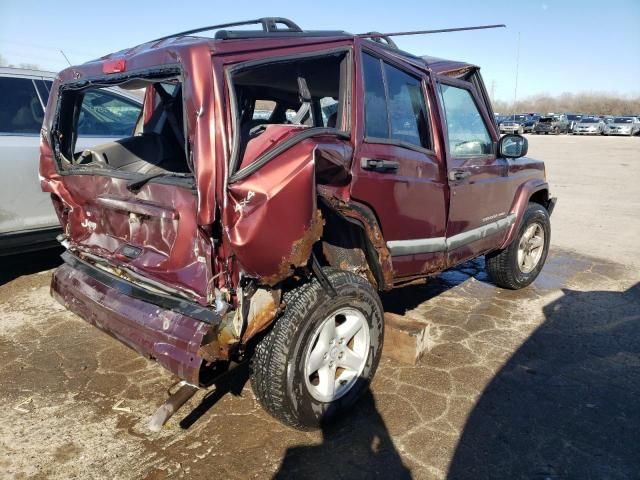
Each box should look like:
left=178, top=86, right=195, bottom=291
left=251, top=269, right=384, bottom=430
left=485, top=203, right=551, bottom=290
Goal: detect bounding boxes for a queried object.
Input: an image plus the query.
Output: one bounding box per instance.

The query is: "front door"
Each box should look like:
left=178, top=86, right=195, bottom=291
left=350, top=50, right=447, bottom=279
left=436, top=78, right=515, bottom=266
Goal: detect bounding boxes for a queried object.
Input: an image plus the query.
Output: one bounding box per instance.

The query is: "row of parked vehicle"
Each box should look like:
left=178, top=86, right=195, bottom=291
left=496, top=113, right=640, bottom=136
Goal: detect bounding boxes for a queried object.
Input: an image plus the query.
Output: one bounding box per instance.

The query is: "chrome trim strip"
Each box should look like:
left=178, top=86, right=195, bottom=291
left=387, top=213, right=516, bottom=256
left=446, top=213, right=516, bottom=250
left=387, top=237, right=446, bottom=256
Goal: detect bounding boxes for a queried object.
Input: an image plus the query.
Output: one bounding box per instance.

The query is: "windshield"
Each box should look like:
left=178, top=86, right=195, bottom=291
left=613, top=117, right=632, bottom=123
left=566, top=115, right=581, bottom=121
left=539, top=117, right=552, bottom=123
left=580, top=118, right=598, bottom=123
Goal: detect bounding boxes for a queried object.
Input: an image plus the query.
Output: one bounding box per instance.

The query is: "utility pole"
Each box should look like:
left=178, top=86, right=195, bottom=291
left=513, top=31, right=520, bottom=119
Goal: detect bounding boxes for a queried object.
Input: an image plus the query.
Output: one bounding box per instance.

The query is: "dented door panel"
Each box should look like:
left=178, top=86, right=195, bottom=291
left=224, top=138, right=332, bottom=285
left=224, top=136, right=353, bottom=286
left=43, top=174, right=214, bottom=303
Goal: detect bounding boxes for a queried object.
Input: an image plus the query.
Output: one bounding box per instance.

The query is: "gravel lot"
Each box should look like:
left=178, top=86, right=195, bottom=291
left=0, top=135, right=638, bottom=479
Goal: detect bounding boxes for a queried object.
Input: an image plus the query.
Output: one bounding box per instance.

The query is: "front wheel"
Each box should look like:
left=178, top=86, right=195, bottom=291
left=485, top=203, right=551, bottom=290
left=251, top=269, right=384, bottom=429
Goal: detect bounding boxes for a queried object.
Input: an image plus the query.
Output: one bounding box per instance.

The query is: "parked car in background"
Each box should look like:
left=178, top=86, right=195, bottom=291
left=499, top=118, right=524, bottom=134
left=495, top=114, right=508, bottom=130
left=604, top=116, right=640, bottom=136
left=522, top=114, right=540, bottom=133
left=499, top=114, right=533, bottom=134
left=565, top=114, right=583, bottom=132
left=0, top=67, right=142, bottom=255
left=533, top=114, right=569, bottom=134
left=573, top=117, right=606, bottom=135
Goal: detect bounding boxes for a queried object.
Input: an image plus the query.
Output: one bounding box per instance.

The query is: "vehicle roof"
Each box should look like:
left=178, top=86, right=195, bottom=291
left=0, top=66, right=57, bottom=78
left=70, top=31, right=477, bottom=78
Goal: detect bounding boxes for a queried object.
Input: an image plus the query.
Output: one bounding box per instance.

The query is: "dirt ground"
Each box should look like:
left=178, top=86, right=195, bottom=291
left=0, top=135, right=638, bottom=479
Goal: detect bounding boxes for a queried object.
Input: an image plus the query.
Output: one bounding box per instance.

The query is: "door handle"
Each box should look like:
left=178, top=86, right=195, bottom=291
left=448, top=169, right=472, bottom=181
left=361, top=157, right=399, bottom=172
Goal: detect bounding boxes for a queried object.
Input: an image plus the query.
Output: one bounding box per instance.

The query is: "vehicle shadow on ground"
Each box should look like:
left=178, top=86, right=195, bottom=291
left=0, top=247, right=63, bottom=286
left=179, top=362, right=251, bottom=429
left=448, top=283, right=640, bottom=479
left=274, top=389, right=411, bottom=479
left=381, top=257, right=485, bottom=314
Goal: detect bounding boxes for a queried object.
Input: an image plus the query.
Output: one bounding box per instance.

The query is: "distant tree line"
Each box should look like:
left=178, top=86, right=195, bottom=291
left=493, top=92, right=640, bottom=116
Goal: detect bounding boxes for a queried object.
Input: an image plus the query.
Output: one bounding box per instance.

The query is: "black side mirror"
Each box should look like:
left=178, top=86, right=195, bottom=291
left=499, top=134, right=528, bottom=158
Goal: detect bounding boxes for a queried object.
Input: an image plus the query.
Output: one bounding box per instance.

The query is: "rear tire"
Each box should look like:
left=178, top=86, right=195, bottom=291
left=251, top=269, right=384, bottom=430
left=485, top=203, right=551, bottom=290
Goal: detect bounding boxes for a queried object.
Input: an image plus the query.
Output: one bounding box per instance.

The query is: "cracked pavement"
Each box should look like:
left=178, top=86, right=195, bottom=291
left=0, top=136, right=639, bottom=479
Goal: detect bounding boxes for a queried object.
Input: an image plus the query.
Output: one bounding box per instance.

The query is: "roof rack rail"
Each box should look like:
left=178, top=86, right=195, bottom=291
left=150, top=17, right=303, bottom=43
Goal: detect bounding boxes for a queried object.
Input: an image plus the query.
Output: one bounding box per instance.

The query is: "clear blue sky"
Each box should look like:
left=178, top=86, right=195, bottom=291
left=1, top=0, right=638, bottom=101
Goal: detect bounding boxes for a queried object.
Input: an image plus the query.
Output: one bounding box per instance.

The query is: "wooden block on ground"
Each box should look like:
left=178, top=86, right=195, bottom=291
left=382, top=312, right=431, bottom=365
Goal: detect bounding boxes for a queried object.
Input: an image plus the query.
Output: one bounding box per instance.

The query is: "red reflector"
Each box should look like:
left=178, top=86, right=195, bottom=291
left=102, top=58, right=126, bottom=74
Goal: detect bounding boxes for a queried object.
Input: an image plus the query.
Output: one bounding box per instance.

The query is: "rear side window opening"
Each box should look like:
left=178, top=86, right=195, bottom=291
left=53, top=73, right=192, bottom=178
left=227, top=49, right=351, bottom=176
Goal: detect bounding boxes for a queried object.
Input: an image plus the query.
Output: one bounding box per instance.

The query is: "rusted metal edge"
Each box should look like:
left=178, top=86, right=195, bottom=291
left=261, top=208, right=325, bottom=286
left=318, top=190, right=394, bottom=290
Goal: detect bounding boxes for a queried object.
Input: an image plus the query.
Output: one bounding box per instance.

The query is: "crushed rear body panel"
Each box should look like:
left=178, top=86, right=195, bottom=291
left=51, top=259, right=214, bottom=384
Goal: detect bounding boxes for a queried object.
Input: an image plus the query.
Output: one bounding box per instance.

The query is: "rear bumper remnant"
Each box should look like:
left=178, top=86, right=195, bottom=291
left=51, top=253, right=219, bottom=384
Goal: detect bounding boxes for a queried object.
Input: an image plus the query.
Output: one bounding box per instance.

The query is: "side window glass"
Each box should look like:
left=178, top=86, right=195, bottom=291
left=362, top=53, right=389, bottom=138
left=253, top=100, right=276, bottom=120
left=383, top=63, right=430, bottom=149
left=78, top=90, right=141, bottom=137
left=34, top=80, right=53, bottom=108
left=0, top=77, right=43, bottom=134
left=438, top=84, right=492, bottom=157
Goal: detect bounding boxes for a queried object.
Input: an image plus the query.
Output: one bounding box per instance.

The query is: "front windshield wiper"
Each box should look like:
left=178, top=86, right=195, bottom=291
left=126, top=172, right=193, bottom=193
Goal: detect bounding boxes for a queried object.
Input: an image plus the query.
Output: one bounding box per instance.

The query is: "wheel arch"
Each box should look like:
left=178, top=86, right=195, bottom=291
left=316, top=194, right=394, bottom=291
left=499, top=180, right=552, bottom=250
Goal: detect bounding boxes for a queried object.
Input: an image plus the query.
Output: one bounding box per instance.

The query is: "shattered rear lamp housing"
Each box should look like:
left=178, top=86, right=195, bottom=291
left=102, top=58, right=126, bottom=74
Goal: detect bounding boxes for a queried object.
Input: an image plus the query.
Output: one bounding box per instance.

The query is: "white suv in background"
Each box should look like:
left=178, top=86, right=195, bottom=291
left=0, top=67, right=142, bottom=255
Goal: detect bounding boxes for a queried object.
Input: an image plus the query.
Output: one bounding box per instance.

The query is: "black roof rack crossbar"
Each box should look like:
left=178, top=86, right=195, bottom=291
left=362, top=32, right=398, bottom=49
left=150, top=17, right=303, bottom=43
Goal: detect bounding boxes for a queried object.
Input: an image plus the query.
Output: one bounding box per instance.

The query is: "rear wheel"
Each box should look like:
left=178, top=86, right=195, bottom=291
left=485, top=203, right=551, bottom=290
left=250, top=269, right=384, bottom=429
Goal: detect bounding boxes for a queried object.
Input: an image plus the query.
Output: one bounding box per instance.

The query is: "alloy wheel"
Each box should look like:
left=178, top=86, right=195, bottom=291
left=304, top=307, right=370, bottom=402
left=517, top=223, right=545, bottom=273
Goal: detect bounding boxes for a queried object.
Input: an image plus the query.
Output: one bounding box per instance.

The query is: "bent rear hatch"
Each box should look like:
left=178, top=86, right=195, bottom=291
left=40, top=68, right=215, bottom=304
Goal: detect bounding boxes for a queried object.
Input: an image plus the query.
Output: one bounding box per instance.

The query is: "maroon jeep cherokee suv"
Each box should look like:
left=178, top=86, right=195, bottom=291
left=40, top=18, right=555, bottom=429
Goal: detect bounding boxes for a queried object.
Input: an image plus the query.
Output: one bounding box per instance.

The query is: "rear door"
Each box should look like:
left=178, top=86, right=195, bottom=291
left=436, top=78, right=515, bottom=266
left=0, top=75, right=56, bottom=234
left=350, top=51, right=447, bottom=278
left=42, top=77, right=215, bottom=304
